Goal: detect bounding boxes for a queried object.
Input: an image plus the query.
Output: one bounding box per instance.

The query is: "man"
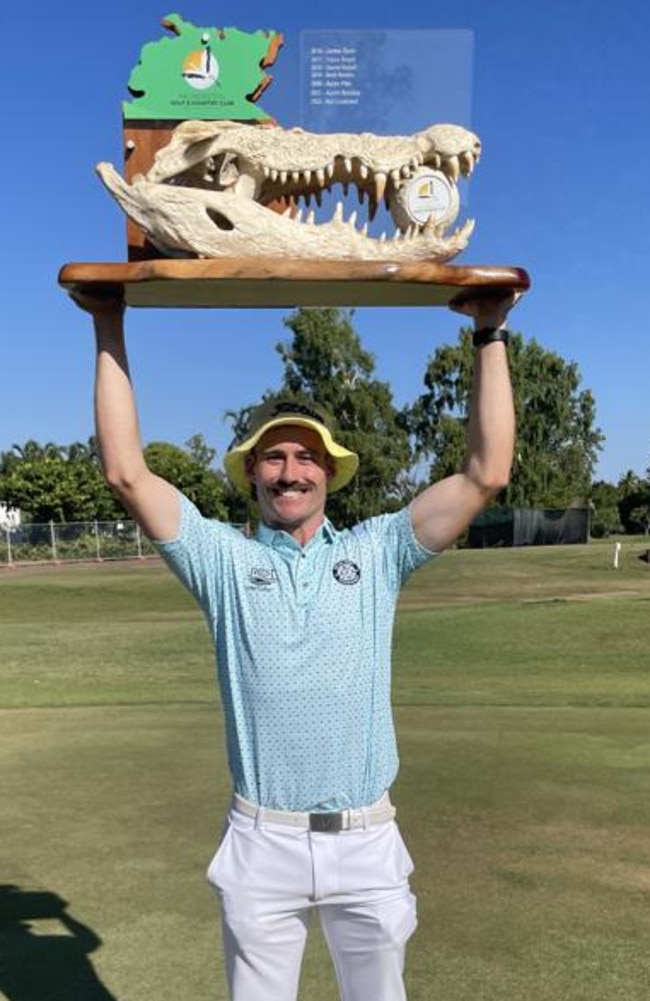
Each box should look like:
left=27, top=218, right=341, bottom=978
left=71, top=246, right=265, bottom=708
left=74, top=288, right=518, bottom=1001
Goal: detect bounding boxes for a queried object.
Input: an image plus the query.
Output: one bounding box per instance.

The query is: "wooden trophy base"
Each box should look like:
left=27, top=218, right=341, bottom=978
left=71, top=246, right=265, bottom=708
left=58, top=258, right=530, bottom=309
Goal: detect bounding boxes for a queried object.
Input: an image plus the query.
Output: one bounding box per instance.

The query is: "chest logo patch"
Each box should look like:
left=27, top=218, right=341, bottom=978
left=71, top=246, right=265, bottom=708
left=248, top=567, right=278, bottom=587
left=333, top=559, right=361, bottom=585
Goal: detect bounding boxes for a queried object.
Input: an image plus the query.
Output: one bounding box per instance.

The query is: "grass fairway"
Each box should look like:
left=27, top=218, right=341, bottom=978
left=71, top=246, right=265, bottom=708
left=1, top=540, right=650, bottom=1000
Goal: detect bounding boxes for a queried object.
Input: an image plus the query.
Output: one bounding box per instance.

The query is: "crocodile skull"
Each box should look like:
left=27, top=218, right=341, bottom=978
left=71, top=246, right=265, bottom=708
left=97, top=120, right=481, bottom=262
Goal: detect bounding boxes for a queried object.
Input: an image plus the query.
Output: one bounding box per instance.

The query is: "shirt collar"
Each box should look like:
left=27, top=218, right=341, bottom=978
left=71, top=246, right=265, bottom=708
left=257, top=517, right=337, bottom=552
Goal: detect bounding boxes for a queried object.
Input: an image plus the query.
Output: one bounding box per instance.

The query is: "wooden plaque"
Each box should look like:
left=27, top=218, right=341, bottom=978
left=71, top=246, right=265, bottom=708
left=58, top=258, right=530, bottom=309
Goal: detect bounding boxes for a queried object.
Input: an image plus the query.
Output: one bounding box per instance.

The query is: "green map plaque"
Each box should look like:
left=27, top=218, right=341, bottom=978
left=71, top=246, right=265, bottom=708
left=123, top=13, right=283, bottom=122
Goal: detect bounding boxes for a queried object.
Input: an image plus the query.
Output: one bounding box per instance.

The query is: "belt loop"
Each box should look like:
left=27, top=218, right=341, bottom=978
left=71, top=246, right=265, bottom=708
left=255, top=806, right=266, bottom=830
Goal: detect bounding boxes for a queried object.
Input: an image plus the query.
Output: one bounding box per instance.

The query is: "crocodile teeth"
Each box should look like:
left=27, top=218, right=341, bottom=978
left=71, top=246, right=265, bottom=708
left=361, top=222, right=368, bottom=236
left=391, top=169, right=400, bottom=184
left=348, top=210, right=358, bottom=228
left=460, top=151, right=475, bottom=176
left=401, top=164, right=410, bottom=177
left=291, top=171, right=300, bottom=183
left=294, top=208, right=303, bottom=223
left=360, top=164, right=369, bottom=180
left=303, top=169, right=312, bottom=184
left=270, top=168, right=278, bottom=182
left=374, top=172, right=387, bottom=202
left=316, top=167, right=325, bottom=186
left=344, top=157, right=352, bottom=173
left=326, top=162, right=335, bottom=179
left=306, top=210, right=315, bottom=225
left=446, top=156, right=460, bottom=182
left=334, top=201, right=344, bottom=222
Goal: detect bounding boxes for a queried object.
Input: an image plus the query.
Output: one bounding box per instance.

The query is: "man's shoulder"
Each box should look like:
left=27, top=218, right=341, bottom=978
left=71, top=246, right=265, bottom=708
left=344, top=507, right=412, bottom=539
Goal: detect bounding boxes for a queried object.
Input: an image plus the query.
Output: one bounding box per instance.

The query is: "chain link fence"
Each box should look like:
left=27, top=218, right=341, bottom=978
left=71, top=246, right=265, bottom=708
left=0, top=520, right=158, bottom=567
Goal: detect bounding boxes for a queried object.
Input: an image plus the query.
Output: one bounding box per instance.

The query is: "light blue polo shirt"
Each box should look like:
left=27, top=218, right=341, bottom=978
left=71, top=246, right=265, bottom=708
left=155, top=492, right=435, bottom=811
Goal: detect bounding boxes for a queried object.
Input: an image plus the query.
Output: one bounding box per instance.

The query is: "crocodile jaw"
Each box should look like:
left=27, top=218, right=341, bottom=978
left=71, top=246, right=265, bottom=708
left=99, top=120, right=481, bottom=261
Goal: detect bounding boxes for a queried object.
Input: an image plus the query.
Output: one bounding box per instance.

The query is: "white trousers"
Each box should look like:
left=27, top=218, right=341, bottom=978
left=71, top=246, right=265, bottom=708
left=206, top=804, right=417, bottom=1001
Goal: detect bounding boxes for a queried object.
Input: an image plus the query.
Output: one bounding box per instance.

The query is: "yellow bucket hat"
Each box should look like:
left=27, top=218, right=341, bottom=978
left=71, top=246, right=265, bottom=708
left=224, top=399, right=359, bottom=495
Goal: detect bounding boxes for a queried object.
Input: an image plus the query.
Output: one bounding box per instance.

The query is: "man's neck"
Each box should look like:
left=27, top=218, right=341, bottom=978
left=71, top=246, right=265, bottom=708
left=263, top=515, right=326, bottom=547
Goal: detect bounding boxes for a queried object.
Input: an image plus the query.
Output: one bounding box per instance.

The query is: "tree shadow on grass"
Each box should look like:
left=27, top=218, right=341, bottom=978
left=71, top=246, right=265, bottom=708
left=0, top=884, right=118, bottom=1001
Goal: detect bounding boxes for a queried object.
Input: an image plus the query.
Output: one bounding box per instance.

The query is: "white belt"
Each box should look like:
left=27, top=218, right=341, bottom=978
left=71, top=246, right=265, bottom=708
left=232, top=791, right=396, bottom=833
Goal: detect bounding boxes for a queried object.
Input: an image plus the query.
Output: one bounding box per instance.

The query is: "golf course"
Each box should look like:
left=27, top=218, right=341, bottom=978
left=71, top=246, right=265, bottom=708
left=2, top=538, right=650, bottom=1000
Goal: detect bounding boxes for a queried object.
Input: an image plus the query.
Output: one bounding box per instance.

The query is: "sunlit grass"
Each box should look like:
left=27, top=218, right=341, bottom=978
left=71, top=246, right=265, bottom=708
left=2, top=544, right=650, bottom=999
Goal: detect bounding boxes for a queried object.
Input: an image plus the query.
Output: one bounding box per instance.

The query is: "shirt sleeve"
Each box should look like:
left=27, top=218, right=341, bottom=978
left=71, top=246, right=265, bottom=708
left=353, top=506, right=437, bottom=595
left=152, top=491, right=224, bottom=615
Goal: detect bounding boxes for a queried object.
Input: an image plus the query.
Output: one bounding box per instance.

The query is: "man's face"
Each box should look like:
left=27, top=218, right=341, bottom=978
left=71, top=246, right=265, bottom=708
left=247, top=425, right=334, bottom=538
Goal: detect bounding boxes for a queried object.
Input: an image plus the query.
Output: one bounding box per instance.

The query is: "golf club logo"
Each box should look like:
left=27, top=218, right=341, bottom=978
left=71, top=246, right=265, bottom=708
left=182, top=45, right=219, bottom=90
left=332, top=560, right=361, bottom=585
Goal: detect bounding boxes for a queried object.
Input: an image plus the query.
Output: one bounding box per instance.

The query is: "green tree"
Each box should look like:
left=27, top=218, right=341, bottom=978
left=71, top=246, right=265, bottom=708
left=589, top=480, right=622, bottom=537
left=184, top=433, right=216, bottom=469
left=628, top=505, right=650, bottom=535
left=144, top=441, right=227, bottom=519
left=616, top=469, right=650, bottom=534
left=0, top=436, right=228, bottom=523
left=227, top=308, right=412, bottom=527
left=405, top=328, right=604, bottom=508
left=0, top=448, right=121, bottom=522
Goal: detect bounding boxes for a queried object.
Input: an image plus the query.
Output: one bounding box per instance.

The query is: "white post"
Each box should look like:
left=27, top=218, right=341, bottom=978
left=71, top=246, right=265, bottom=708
left=5, top=528, right=12, bottom=566
left=136, top=523, right=143, bottom=559
left=94, top=521, right=101, bottom=561
left=613, top=541, right=621, bottom=569
left=50, top=521, right=58, bottom=562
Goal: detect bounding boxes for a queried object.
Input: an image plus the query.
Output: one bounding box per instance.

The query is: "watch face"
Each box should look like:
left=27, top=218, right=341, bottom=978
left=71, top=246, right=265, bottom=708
left=404, top=170, right=454, bottom=224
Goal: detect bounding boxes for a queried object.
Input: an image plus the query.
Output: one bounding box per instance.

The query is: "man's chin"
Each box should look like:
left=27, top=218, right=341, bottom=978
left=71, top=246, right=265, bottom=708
left=260, top=495, right=324, bottom=531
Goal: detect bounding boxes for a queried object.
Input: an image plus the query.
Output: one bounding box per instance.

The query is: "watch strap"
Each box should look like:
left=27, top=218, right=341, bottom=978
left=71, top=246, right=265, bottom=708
left=472, top=327, right=511, bottom=348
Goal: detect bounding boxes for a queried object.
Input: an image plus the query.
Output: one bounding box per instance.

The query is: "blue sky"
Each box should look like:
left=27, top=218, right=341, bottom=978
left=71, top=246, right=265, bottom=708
left=2, top=0, right=648, bottom=484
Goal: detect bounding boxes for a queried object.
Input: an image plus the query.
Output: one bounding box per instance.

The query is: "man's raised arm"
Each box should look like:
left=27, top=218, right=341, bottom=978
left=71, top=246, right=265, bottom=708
left=72, top=289, right=180, bottom=541
left=410, top=294, right=519, bottom=553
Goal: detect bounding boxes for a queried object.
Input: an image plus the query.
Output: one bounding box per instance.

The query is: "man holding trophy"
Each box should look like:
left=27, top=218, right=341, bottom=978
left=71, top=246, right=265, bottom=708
left=71, top=286, right=518, bottom=1001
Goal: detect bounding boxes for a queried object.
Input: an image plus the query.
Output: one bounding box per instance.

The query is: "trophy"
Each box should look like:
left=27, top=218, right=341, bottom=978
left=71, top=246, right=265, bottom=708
left=58, top=15, right=530, bottom=308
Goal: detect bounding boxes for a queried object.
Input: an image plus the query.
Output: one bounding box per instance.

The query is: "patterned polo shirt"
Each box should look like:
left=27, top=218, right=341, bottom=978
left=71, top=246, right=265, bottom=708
left=155, top=492, right=435, bottom=811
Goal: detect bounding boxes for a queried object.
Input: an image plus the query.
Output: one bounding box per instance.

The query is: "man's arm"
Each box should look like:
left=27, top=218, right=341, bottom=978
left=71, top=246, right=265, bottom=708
left=73, top=289, right=180, bottom=541
left=410, top=294, right=519, bottom=553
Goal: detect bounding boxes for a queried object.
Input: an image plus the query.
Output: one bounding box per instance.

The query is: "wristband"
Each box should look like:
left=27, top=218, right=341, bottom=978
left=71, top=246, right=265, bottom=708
left=472, top=327, right=510, bottom=348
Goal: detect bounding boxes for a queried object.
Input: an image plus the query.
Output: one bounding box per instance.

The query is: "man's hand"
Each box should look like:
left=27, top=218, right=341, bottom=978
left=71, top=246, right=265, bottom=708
left=450, top=290, right=523, bottom=330
left=68, top=283, right=125, bottom=319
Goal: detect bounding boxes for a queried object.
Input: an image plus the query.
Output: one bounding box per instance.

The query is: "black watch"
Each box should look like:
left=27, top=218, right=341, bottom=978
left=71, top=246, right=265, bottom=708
left=472, top=327, right=510, bottom=348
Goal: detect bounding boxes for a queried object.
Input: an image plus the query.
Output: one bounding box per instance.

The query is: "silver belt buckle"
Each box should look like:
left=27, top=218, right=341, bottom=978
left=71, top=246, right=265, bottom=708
left=309, top=811, right=343, bottom=833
